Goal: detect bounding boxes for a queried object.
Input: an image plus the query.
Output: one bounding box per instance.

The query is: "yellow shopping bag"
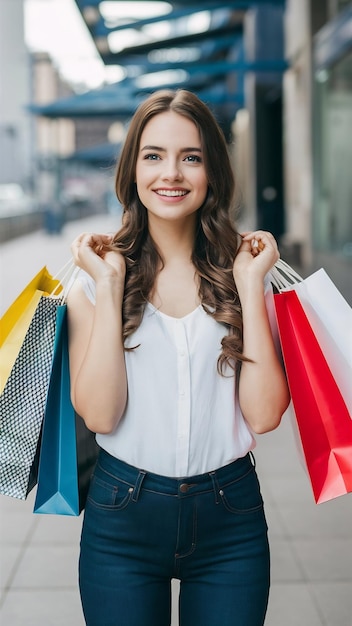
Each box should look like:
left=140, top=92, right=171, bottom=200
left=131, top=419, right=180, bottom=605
left=0, top=267, right=62, bottom=393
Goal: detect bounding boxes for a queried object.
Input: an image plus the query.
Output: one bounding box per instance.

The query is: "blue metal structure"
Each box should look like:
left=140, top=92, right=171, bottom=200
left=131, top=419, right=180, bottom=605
left=32, top=0, right=287, bottom=125
left=30, top=1, right=289, bottom=241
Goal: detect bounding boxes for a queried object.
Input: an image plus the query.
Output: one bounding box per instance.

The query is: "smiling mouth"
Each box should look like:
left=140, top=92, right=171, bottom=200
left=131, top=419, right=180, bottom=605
left=155, top=189, right=188, bottom=197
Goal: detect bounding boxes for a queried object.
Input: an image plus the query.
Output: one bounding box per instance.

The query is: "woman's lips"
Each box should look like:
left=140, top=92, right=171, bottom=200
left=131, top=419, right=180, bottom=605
left=154, top=189, right=189, bottom=197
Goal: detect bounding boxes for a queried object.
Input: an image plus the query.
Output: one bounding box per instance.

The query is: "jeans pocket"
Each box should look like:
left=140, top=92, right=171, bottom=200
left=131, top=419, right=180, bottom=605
left=87, top=475, right=133, bottom=511
left=219, top=468, right=264, bottom=515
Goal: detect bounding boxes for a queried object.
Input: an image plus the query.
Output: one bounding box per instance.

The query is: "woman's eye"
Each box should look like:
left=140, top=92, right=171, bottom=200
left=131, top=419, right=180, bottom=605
left=184, top=155, right=202, bottom=163
left=144, top=153, right=160, bottom=160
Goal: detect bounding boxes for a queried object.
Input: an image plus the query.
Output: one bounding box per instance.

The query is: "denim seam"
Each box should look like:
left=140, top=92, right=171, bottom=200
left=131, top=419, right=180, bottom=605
left=219, top=491, right=264, bottom=515
left=96, top=462, right=135, bottom=488
left=219, top=465, right=254, bottom=489
left=174, top=500, right=197, bottom=561
left=87, top=490, right=133, bottom=511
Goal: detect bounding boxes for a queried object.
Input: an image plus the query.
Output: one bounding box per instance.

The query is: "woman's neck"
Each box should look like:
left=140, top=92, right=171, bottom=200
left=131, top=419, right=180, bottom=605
left=148, top=216, right=196, bottom=265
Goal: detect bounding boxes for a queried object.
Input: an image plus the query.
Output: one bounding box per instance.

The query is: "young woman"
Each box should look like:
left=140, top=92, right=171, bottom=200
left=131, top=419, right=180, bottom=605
left=67, top=88, right=290, bottom=626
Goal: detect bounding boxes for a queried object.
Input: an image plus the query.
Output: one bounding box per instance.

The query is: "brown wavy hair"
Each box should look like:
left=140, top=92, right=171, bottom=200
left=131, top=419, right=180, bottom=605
left=112, top=88, right=244, bottom=372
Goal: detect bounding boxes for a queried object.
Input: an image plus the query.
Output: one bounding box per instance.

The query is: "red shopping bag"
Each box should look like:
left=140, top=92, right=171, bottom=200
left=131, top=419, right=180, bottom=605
left=274, top=289, right=352, bottom=504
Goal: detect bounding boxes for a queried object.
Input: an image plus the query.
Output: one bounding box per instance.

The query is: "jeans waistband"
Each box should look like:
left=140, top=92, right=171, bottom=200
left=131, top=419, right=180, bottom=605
left=97, top=449, right=255, bottom=500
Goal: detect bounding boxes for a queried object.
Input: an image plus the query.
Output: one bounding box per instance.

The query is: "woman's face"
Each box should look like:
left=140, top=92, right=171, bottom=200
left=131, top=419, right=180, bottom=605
left=135, top=110, right=208, bottom=227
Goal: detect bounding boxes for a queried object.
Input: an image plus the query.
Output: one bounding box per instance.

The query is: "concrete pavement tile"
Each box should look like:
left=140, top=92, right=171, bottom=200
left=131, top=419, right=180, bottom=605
left=277, top=498, right=352, bottom=539
left=0, top=489, right=36, bottom=513
left=10, top=545, right=80, bottom=589
left=0, top=589, right=85, bottom=626
left=261, top=472, right=313, bottom=505
left=310, top=583, right=352, bottom=626
left=292, top=538, right=352, bottom=582
left=0, top=544, right=22, bottom=593
left=254, top=424, right=301, bottom=477
left=171, top=579, right=180, bottom=625
left=0, top=487, right=36, bottom=515
left=1, top=512, right=37, bottom=546
left=30, top=514, right=83, bottom=545
left=270, top=539, right=305, bottom=582
left=0, top=495, right=30, bottom=513
left=264, top=503, right=288, bottom=538
left=265, top=583, right=323, bottom=626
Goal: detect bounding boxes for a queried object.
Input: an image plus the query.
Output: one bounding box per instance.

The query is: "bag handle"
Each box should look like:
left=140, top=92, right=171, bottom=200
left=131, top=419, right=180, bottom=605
left=49, top=259, right=77, bottom=301
left=269, top=258, right=304, bottom=292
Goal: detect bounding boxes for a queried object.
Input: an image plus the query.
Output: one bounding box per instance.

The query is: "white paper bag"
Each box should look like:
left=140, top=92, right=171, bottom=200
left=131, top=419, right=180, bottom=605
left=270, top=261, right=352, bottom=417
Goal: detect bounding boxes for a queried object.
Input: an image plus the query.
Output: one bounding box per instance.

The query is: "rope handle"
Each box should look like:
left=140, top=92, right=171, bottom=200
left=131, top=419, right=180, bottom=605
left=49, top=258, right=78, bottom=300
left=269, top=258, right=304, bottom=292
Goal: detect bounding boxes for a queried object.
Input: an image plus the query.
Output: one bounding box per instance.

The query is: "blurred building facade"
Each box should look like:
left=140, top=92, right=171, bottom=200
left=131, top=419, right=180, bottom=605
left=228, top=0, right=351, bottom=296
left=311, top=0, right=352, bottom=296
left=0, top=0, right=351, bottom=296
left=0, top=0, right=115, bottom=225
left=32, top=53, right=112, bottom=217
left=32, top=52, right=75, bottom=213
left=0, top=0, right=32, bottom=190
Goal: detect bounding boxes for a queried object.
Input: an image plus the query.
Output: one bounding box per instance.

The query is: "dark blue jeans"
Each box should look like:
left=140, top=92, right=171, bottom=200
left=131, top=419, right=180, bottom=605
left=79, top=449, right=270, bottom=626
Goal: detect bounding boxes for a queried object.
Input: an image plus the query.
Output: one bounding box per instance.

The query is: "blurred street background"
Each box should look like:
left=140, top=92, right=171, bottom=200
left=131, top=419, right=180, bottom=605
left=0, top=0, right=351, bottom=624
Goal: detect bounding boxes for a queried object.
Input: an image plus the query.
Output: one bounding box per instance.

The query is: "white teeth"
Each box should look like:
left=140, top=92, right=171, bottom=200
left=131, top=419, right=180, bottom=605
left=156, top=190, right=187, bottom=197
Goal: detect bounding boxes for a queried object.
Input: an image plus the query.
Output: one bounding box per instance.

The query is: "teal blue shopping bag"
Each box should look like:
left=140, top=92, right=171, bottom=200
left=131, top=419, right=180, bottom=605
left=34, top=305, right=99, bottom=516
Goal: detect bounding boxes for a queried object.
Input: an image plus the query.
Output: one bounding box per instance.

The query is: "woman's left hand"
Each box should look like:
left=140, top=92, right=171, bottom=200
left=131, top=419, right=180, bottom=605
left=233, top=230, right=279, bottom=283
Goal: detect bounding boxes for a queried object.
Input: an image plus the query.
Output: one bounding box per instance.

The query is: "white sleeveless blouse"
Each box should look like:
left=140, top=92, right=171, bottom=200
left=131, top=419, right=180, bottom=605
left=76, top=270, right=258, bottom=477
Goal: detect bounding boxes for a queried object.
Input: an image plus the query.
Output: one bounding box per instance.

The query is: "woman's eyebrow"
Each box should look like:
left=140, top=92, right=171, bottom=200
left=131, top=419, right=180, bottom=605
left=141, top=145, right=165, bottom=152
left=140, top=145, right=202, bottom=152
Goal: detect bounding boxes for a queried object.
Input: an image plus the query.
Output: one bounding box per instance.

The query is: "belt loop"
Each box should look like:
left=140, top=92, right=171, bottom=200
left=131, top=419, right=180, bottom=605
left=132, top=470, right=147, bottom=502
left=249, top=451, right=256, bottom=469
left=209, top=471, right=221, bottom=504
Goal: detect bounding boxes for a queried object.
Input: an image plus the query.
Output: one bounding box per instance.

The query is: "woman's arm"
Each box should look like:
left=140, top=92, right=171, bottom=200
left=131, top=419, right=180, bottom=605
left=67, top=233, right=127, bottom=434
left=233, top=231, right=290, bottom=434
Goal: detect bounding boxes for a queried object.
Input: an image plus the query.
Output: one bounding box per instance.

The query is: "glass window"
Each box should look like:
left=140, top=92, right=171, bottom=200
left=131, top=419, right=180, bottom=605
left=313, top=49, right=352, bottom=257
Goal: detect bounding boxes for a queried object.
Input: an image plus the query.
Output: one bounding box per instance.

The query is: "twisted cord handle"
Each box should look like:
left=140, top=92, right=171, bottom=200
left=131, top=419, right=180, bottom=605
left=269, top=258, right=304, bottom=292
left=49, top=259, right=77, bottom=300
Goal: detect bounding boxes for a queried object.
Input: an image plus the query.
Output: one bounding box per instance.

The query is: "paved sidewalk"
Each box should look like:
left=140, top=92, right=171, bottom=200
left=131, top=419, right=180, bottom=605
left=1, top=214, right=351, bottom=625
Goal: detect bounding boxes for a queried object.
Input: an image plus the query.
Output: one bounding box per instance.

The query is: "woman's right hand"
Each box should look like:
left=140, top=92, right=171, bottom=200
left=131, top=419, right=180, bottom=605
left=71, top=232, right=126, bottom=284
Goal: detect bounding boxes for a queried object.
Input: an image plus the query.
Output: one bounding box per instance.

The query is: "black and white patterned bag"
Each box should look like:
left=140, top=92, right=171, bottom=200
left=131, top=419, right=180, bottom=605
left=0, top=263, right=74, bottom=500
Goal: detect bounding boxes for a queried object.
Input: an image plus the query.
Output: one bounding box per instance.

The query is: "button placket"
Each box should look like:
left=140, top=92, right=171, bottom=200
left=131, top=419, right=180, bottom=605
left=174, top=320, right=191, bottom=476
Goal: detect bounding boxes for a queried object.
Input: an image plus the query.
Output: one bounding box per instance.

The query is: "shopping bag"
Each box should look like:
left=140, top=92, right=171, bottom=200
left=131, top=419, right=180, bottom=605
left=34, top=305, right=99, bottom=516
left=0, top=267, right=61, bottom=393
left=270, top=260, right=352, bottom=416
left=292, top=269, right=352, bottom=417
left=0, top=264, right=71, bottom=500
left=270, top=260, right=352, bottom=504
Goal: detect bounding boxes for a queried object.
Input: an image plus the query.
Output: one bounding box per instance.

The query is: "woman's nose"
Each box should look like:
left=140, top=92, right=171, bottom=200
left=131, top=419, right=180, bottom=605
left=162, top=159, right=183, bottom=180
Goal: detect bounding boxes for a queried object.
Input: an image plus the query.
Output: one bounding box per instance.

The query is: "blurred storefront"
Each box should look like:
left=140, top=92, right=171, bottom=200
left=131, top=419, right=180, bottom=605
left=312, top=1, right=352, bottom=296
left=282, top=0, right=351, bottom=297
